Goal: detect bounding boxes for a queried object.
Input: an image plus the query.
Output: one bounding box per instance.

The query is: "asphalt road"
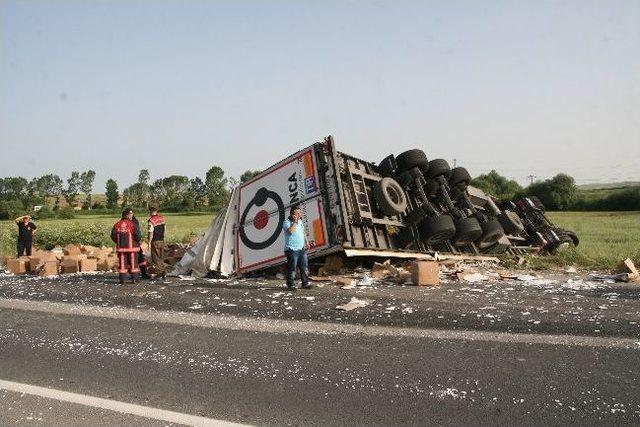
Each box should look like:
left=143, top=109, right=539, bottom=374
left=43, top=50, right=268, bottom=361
left=1, top=270, right=639, bottom=425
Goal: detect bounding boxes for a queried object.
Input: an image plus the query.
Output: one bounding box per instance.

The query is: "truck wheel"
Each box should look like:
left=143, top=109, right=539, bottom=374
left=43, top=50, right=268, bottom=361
left=424, top=180, right=439, bottom=197
left=453, top=217, right=483, bottom=244
left=396, top=149, right=429, bottom=173
left=426, top=159, right=451, bottom=179
left=448, top=167, right=472, bottom=187
left=374, top=177, right=408, bottom=216
left=498, top=210, right=524, bottom=234
left=377, top=155, right=396, bottom=178
left=528, top=196, right=545, bottom=212
left=419, top=214, right=456, bottom=245
left=477, top=219, right=504, bottom=245
left=565, top=229, right=579, bottom=246
left=550, top=228, right=575, bottom=253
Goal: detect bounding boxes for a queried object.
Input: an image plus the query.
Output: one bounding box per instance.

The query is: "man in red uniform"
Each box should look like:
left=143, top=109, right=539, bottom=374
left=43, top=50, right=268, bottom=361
left=147, top=207, right=167, bottom=279
left=111, top=208, right=142, bottom=284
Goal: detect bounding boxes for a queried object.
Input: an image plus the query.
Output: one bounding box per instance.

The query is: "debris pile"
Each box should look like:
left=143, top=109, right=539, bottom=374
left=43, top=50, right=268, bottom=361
left=2, top=242, right=192, bottom=277
left=3, top=244, right=117, bottom=277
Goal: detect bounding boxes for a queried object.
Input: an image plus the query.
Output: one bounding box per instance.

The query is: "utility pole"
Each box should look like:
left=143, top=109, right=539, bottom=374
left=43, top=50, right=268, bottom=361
left=527, top=174, right=536, bottom=185
left=452, top=158, right=457, bottom=168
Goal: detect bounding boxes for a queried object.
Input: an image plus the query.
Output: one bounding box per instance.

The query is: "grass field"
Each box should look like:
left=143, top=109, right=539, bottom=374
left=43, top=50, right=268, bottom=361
left=0, top=213, right=214, bottom=256
left=1, top=211, right=638, bottom=271
left=545, top=211, right=639, bottom=270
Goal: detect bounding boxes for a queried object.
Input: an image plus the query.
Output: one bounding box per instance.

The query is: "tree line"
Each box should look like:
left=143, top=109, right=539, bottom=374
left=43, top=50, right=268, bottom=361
left=1, top=167, right=637, bottom=220
left=471, top=171, right=640, bottom=211
left=0, top=168, right=262, bottom=220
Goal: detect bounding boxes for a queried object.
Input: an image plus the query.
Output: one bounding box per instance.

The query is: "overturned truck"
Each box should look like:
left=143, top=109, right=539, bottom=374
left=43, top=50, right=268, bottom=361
left=172, top=136, right=578, bottom=277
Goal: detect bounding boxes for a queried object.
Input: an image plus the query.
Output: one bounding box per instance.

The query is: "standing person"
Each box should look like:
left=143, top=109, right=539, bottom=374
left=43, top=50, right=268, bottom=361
left=130, top=211, right=150, bottom=279
left=282, top=205, right=311, bottom=291
left=111, top=208, right=141, bottom=284
left=147, top=207, right=167, bottom=279
left=15, top=215, right=36, bottom=257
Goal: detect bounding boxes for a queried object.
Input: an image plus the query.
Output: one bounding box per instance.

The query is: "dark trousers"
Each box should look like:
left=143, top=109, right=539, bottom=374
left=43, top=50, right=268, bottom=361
left=285, top=249, right=309, bottom=288
left=117, top=250, right=140, bottom=284
left=151, top=241, right=166, bottom=275
left=17, top=239, right=32, bottom=257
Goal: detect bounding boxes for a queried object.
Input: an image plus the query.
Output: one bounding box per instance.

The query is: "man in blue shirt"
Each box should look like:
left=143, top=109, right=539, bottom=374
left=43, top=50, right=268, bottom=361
left=282, top=205, right=311, bottom=290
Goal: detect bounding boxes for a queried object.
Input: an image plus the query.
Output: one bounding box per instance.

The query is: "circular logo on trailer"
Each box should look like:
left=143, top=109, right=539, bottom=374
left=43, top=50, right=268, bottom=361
left=239, top=187, right=285, bottom=250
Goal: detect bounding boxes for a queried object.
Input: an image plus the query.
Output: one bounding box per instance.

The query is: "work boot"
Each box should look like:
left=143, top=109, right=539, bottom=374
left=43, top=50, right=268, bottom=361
left=140, top=265, right=151, bottom=280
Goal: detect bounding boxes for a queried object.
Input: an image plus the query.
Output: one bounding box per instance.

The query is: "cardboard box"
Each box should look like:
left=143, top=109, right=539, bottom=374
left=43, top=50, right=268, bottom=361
left=98, top=254, right=118, bottom=271
left=63, top=244, right=82, bottom=256
left=6, top=258, right=27, bottom=274
left=79, top=258, right=98, bottom=272
left=38, top=262, right=59, bottom=277
left=60, top=258, right=79, bottom=274
left=410, top=261, right=440, bottom=286
left=26, top=256, right=41, bottom=273
left=64, top=254, right=88, bottom=262
left=617, top=258, right=639, bottom=282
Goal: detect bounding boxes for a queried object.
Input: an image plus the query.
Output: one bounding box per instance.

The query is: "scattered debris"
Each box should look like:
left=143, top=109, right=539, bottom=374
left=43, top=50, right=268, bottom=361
left=458, top=272, right=488, bottom=283
left=335, top=297, right=371, bottom=311
left=337, top=277, right=356, bottom=289
left=588, top=273, right=632, bottom=283
left=617, top=258, right=639, bottom=282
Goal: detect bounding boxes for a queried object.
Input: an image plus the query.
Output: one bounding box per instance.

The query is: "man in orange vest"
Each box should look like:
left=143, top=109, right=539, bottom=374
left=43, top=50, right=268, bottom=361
left=111, top=208, right=142, bottom=285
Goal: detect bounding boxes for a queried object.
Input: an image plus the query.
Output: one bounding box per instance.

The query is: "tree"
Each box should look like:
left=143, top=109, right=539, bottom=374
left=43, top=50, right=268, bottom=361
left=36, top=174, right=63, bottom=209
left=80, top=170, right=96, bottom=209
left=526, top=173, right=577, bottom=210
left=190, top=177, right=207, bottom=208
left=128, top=169, right=151, bottom=208
left=63, top=171, right=82, bottom=207
left=0, top=177, right=28, bottom=201
left=471, top=170, right=523, bottom=202
left=121, top=188, right=129, bottom=209
left=105, top=179, right=119, bottom=209
left=205, top=166, right=229, bottom=210
left=240, top=170, right=262, bottom=184
left=138, top=169, right=150, bottom=185
left=149, top=175, right=191, bottom=209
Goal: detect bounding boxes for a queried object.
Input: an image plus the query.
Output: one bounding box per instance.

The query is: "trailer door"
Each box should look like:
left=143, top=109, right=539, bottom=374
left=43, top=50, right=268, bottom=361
left=236, top=146, right=329, bottom=274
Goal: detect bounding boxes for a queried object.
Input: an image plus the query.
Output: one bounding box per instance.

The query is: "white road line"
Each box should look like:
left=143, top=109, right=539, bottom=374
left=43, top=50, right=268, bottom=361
left=0, top=379, right=249, bottom=427
left=1, top=297, right=639, bottom=349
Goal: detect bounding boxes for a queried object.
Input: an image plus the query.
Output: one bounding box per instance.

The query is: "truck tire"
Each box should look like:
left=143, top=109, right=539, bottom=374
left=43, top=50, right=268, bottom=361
left=396, top=149, right=429, bottom=173
left=419, top=214, right=456, bottom=245
left=550, top=228, right=575, bottom=253
left=498, top=210, right=524, bottom=234
left=528, top=196, right=545, bottom=212
left=565, top=229, right=579, bottom=247
left=424, top=180, right=439, bottom=197
left=448, top=167, right=472, bottom=187
left=374, top=177, right=408, bottom=216
left=426, top=159, right=451, bottom=179
left=477, top=219, right=504, bottom=245
left=377, top=155, right=396, bottom=178
left=453, top=217, right=483, bottom=244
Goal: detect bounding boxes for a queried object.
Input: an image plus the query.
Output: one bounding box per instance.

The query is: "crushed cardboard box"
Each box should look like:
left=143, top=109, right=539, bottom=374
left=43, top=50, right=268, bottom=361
left=617, top=258, right=639, bottom=282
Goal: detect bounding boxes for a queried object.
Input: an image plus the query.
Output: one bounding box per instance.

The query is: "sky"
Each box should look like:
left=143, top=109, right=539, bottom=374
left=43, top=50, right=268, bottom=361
left=1, top=0, right=638, bottom=191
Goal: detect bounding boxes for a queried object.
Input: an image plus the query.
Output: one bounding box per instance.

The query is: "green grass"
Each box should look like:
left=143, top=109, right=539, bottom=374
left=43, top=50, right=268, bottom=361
left=536, top=211, right=640, bottom=270
left=1, top=213, right=214, bottom=256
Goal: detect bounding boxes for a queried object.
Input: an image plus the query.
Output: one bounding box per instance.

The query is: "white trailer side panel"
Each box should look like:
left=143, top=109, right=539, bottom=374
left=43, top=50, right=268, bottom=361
left=236, top=146, right=330, bottom=274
